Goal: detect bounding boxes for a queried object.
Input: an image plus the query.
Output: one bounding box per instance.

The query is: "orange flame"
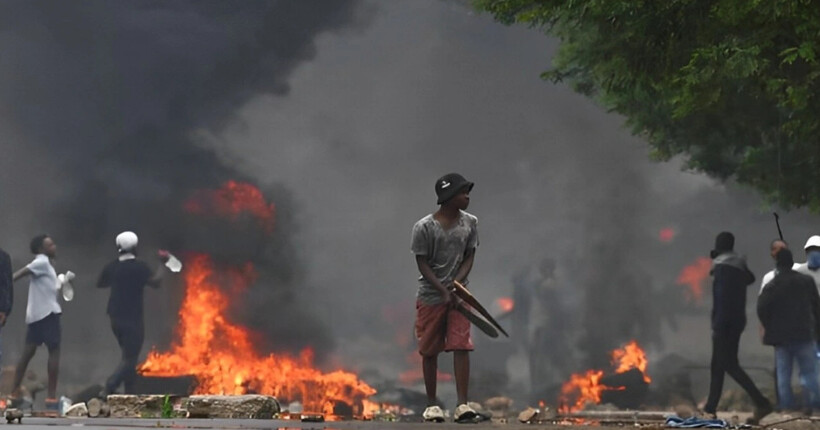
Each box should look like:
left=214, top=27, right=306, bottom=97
left=559, top=341, right=650, bottom=413
left=496, top=297, right=514, bottom=313
left=139, top=254, right=375, bottom=414
left=559, top=370, right=607, bottom=412
left=611, top=340, right=651, bottom=383
left=658, top=228, right=676, bottom=242
left=184, top=181, right=276, bottom=233
left=676, top=257, right=712, bottom=304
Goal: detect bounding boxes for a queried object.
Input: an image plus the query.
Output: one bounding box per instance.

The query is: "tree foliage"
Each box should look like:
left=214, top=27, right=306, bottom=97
left=476, top=0, right=820, bottom=210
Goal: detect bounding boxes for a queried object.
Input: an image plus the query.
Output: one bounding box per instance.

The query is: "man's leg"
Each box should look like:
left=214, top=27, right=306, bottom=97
left=723, top=331, right=771, bottom=409
left=423, top=354, right=438, bottom=406
left=704, top=332, right=729, bottom=413
left=794, top=341, right=820, bottom=411
left=105, top=321, right=144, bottom=394
left=11, top=344, right=37, bottom=397
left=775, top=345, right=795, bottom=410
left=46, top=346, right=59, bottom=399
left=415, top=302, right=447, bottom=407
left=454, top=351, right=470, bottom=405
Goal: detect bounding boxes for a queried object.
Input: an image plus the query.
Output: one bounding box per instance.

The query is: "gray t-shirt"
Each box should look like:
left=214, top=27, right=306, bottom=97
left=411, top=210, right=479, bottom=305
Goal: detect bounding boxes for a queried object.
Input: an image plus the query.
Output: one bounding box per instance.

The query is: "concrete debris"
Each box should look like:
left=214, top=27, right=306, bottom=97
left=64, top=402, right=88, bottom=418
left=185, top=395, right=280, bottom=419
left=518, top=407, right=540, bottom=423
left=87, top=398, right=110, bottom=418
left=4, top=409, right=22, bottom=424
left=300, top=413, right=325, bottom=422
left=107, top=394, right=168, bottom=418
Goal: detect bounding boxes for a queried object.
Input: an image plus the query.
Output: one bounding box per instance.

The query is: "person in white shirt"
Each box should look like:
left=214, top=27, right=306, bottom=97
left=10, top=234, right=62, bottom=411
left=760, top=239, right=800, bottom=294
left=795, top=235, right=820, bottom=288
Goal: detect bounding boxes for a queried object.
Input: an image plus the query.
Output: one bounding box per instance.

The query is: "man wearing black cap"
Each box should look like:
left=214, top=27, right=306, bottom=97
left=758, top=249, right=820, bottom=414
left=411, top=173, right=479, bottom=423
left=703, top=232, right=772, bottom=423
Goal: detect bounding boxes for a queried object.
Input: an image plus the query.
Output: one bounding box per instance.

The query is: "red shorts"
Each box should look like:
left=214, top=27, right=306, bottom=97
left=415, top=301, right=473, bottom=357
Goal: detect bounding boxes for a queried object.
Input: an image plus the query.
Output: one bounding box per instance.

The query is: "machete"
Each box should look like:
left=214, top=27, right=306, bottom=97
left=452, top=280, right=509, bottom=337
left=454, top=303, right=498, bottom=338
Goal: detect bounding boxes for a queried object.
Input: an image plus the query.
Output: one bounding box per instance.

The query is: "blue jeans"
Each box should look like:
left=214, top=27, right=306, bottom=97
left=775, top=341, right=820, bottom=410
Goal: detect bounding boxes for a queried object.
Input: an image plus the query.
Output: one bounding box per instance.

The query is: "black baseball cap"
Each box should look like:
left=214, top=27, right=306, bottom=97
left=435, top=173, right=474, bottom=204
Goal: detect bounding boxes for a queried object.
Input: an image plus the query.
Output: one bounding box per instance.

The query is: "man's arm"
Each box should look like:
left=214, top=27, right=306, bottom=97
left=97, top=263, right=112, bottom=289
left=454, top=248, right=476, bottom=284
left=12, top=267, right=31, bottom=282
left=415, top=255, right=451, bottom=304
left=146, top=264, right=166, bottom=288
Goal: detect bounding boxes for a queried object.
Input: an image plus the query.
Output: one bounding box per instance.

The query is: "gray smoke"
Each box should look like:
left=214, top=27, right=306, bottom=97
left=0, top=0, right=369, bottom=389
left=1, top=0, right=816, bottom=407
left=201, top=1, right=820, bottom=404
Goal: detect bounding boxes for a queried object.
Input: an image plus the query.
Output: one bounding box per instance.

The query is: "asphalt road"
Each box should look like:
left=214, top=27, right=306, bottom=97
left=0, top=417, right=622, bottom=430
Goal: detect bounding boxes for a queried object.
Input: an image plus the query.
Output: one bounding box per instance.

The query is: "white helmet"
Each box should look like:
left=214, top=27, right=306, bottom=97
left=805, top=235, right=820, bottom=250
left=115, top=231, right=139, bottom=252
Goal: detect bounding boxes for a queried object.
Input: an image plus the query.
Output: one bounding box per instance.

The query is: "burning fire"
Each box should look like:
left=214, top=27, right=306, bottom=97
left=496, top=297, right=514, bottom=313
left=676, top=257, right=712, bottom=304
left=559, top=341, right=650, bottom=412
left=140, top=254, right=376, bottom=414
left=611, top=340, right=651, bottom=383
left=184, top=180, right=276, bottom=233
left=658, top=227, right=676, bottom=243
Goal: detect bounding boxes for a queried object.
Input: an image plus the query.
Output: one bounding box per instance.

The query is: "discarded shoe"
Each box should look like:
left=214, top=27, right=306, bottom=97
left=423, top=405, right=445, bottom=423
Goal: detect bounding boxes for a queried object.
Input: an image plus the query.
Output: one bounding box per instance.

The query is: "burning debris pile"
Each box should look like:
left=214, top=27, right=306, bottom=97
left=676, top=257, right=712, bottom=305
left=559, top=341, right=651, bottom=413
left=138, top=181, right=376, bottom=416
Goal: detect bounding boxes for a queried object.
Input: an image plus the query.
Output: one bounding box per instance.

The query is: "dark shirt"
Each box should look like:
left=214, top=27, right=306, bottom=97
left=757, top=269, right=820, bottom=345
left=97, top=259, right=153, bottom=324
left=711, top=252, right=755, bottom=333
left=0, top=248, right=12, bottom=314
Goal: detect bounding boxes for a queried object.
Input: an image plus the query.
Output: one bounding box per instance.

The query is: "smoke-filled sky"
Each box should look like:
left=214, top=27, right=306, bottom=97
left=0, top=0, right=818, bottom=401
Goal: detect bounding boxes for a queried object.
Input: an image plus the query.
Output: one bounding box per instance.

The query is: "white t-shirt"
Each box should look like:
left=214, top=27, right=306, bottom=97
left=759, top=263, right=801, bottom=294
left=25, top=254, right=61, bottom=324
left=795, top=262, right=820, bottom=289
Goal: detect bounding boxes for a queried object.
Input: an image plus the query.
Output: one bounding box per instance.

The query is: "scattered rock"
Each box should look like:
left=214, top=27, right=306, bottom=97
left=518, top=407, right=540, bottom=423
left=107, top=394, right=167, bottom=418
left=185, top=395, right=279, bottom=419
left=64, top=403, right=88, bottom=418
left=87, top=398, right=110, bottom=418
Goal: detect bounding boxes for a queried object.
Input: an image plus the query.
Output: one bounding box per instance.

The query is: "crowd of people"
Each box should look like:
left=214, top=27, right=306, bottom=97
left=706, top=231, right=820, bottom=423
left=0, top=232, right=171, bottom=413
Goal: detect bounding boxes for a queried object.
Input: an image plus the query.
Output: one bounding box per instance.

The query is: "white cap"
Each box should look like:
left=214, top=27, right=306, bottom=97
left=115, top=231, right=139, bottom=252
left=804, top=235, right=820, bottom=250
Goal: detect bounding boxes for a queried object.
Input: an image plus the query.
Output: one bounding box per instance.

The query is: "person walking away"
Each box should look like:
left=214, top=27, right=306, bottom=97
left=97, top=231, right=169, bottom=396
left=703, top=232, right=773, bottom=423
left=758, top=249, right=820, bottom=414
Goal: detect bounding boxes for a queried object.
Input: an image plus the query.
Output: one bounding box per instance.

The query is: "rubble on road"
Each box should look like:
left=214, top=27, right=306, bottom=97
left=186, top=394, right=279, bottom=419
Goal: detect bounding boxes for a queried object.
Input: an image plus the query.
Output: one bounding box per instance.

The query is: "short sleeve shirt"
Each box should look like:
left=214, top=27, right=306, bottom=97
left=25, top=254, right=61, bottom=324
left=795, top=262, right=820, bottom=290
left=411, top=210, right=479, bottom=305
left=97, top=259, right=153, bottom=324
